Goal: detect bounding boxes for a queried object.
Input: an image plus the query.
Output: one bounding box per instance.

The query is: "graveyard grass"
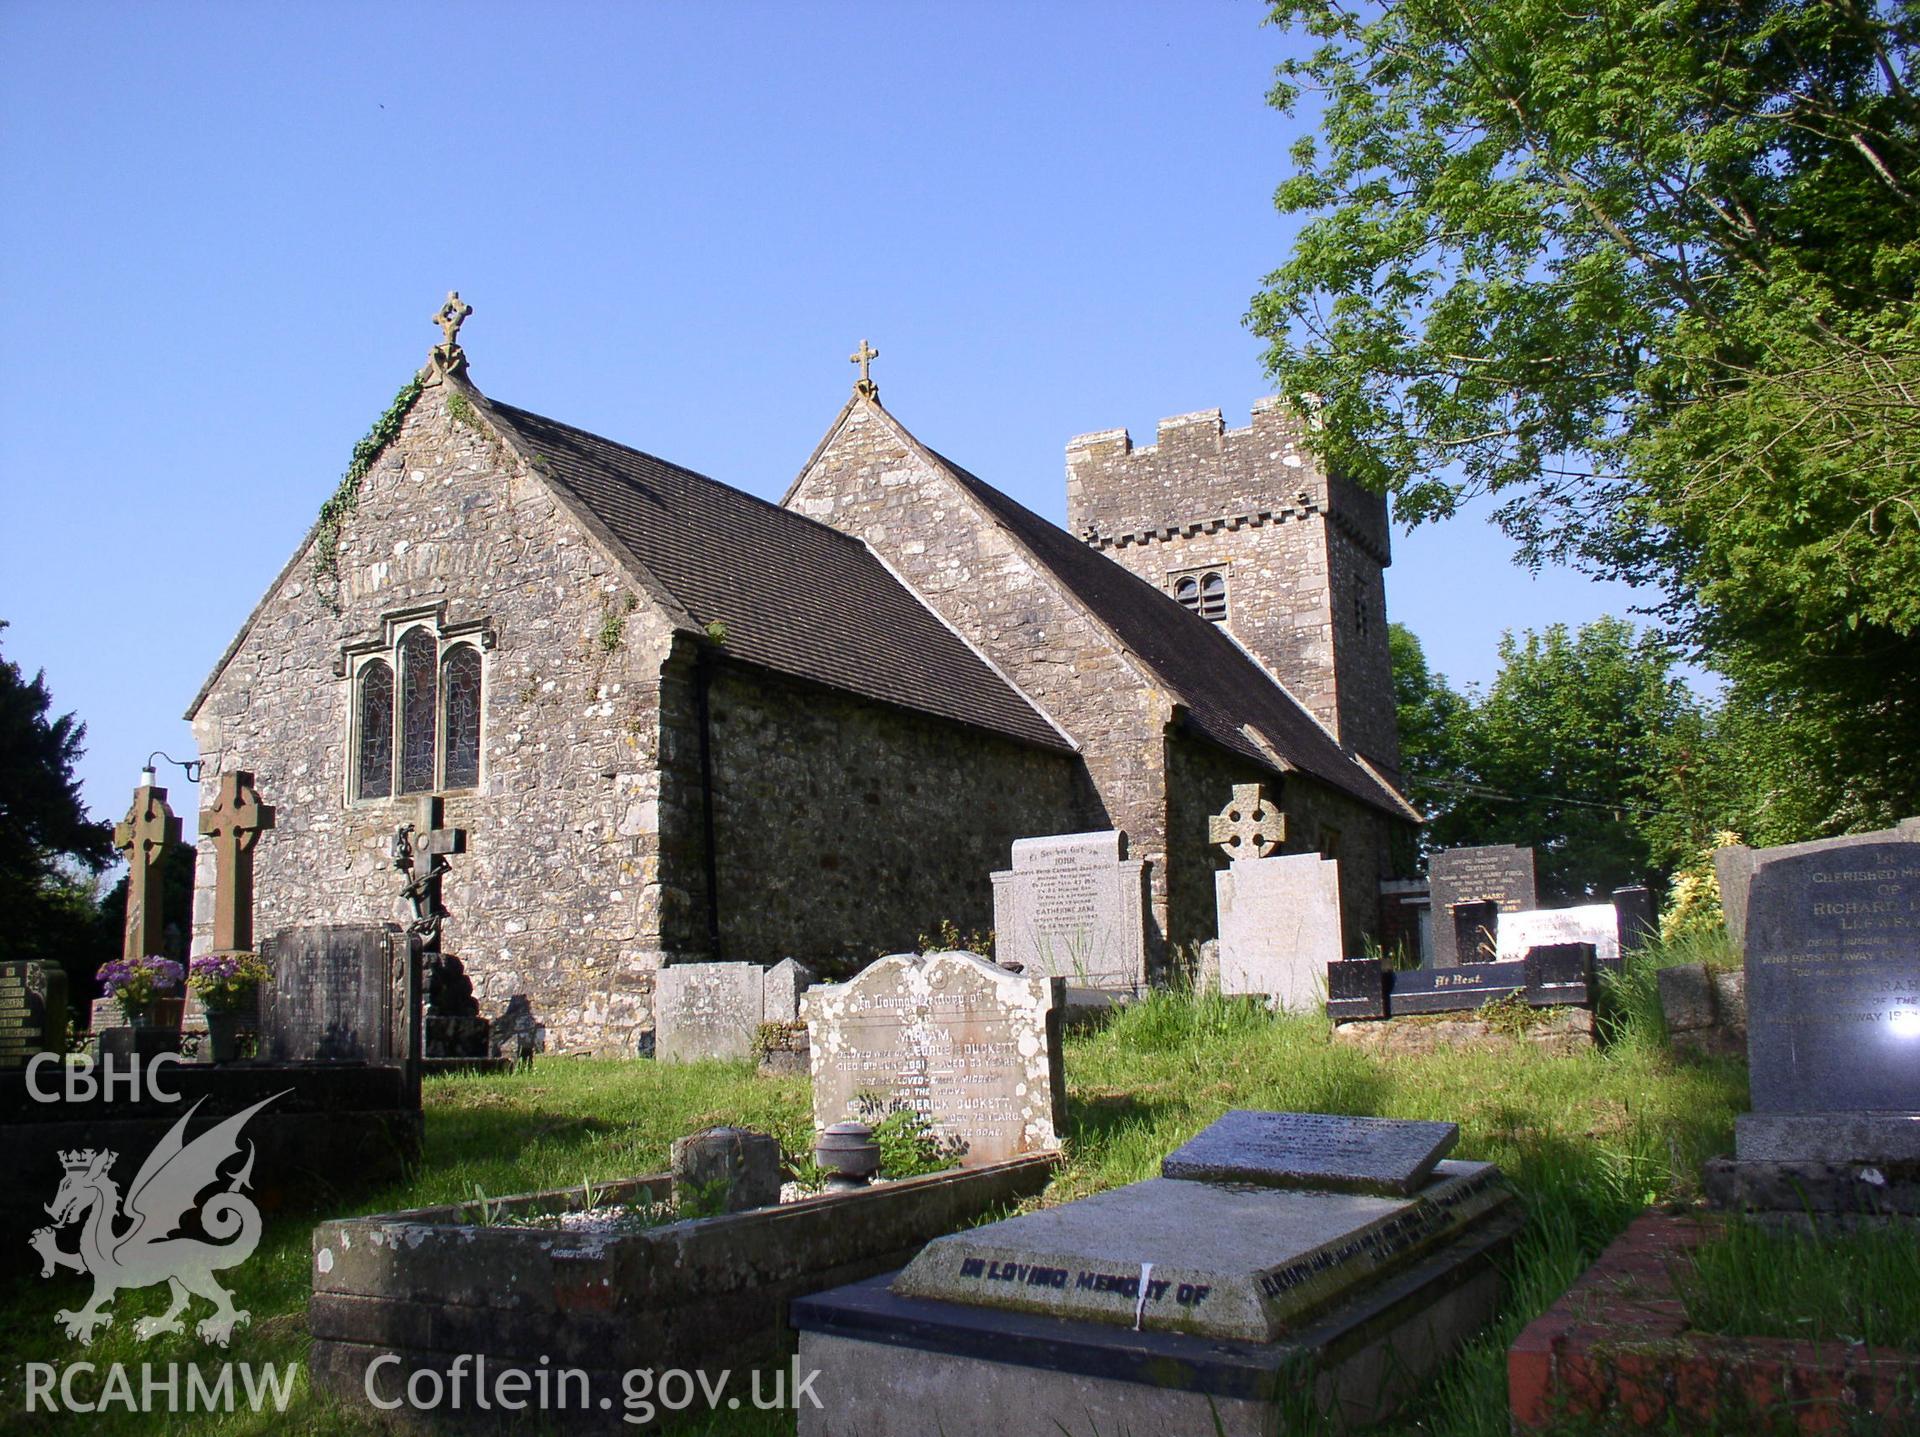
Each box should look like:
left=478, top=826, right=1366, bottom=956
left=3, top=942, right=1758, bottom=1437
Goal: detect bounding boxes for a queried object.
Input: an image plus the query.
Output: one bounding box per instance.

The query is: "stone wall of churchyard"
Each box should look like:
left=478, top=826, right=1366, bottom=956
left=188, top=375, right=684, bottom=1055
left=786, top=401, right=1176, bottom=965
left=688, top=659, right=1093, bottom=967
left=1164, top=729, right=1394, bottom=963
left=1066, top=401, right=1402, bottom=781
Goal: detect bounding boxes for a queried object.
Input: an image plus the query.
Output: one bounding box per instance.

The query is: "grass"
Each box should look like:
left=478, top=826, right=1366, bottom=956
left=1678, top=1218, right=1920, bottom=1350
left=1, top=943, right=1763, bottom=1435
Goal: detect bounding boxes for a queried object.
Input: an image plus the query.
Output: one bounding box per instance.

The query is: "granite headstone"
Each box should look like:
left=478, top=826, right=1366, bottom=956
left=1216, top=852, right=1344, bottom=1009
left=1428, top=845, right=1537, bottom=968
left=991, top=830, right=1147, bottom=990
left=1716, top=818, right=1920, bottom=949
left=805, top=949, right=1064, bottom=1167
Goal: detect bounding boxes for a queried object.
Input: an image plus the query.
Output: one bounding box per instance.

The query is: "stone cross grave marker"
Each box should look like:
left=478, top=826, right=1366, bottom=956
left=991, top=830, right=1148, bottom=990
left=805, top=950, right=1064, bottom=1167
left=258, top=924, right=408, bottom=1062
left=1210, top=784, right=1342, bottom=1009
left=199, top=770, right=275, bottom=954
left=1427, top=844, right=1537, bottom=968
left=0, top=961, right=69, bottom=1068
left=113, top=777, right=183, bottom=960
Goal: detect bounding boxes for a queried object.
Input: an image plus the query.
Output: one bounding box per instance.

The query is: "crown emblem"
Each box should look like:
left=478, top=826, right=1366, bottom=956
left=58, top=1149, right=99, bottom=1172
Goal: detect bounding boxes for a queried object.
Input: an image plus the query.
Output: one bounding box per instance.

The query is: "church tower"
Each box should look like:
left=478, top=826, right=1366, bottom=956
left=1066, top=397, right=1401, bottom=784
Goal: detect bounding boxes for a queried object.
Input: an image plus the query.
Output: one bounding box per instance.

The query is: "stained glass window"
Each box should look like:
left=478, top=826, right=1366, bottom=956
left=355, top=660, right=394, bottom=800
left=398, top=627, right=439, bottom=795
left=441, top=644, right=482, bottom=789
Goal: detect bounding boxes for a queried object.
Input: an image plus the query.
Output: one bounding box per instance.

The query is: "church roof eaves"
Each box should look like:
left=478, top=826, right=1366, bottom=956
left=835, top=399, right=1419, bottom=823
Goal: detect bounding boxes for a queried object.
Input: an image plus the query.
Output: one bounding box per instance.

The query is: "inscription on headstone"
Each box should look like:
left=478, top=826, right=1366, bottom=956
left=991, top=831, right=1147, bottom=989
left=805, top=950, right=1064, bottom=1167
left=1744, top=841, right=1920, bottom=1115
left=0, top=962, right=68, bottom=1068
left=258, top=924, right=406, bottom=1062
left=1495, top=905, right=1620, bottom=969
left=1428, top=845, right=1537, bottom=968
left=1216, top=853, right=1344, bottom=1007
left=1160, top=1110, right=1458, bottom=1198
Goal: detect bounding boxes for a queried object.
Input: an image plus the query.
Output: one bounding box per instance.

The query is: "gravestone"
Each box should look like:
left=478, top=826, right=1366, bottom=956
left=670, top=1126, right=782, bottom=1214
left=112, top=774, right=183, bottom=961
left=1611, top=885, right=1657, bottom=956
left=1208, top=785, right=1342, bottom=1009
left=655, top=960, right=815, bottom=1062
left=1705, top=837, right=1920, bottom=1216
left=198, top=769, right=275, bottom=954
left=1742, top=841, right=1919, bottom=1126
left=991, top=830, right=1147, bottom=990
left=762, top=957, right=816, bottom=1025
left=1428, top=845, right=1537, bottom=968
left=805, top=950, right=1064, bottom=1167
left=0, top=962, right=69, bottom=1067
left=793, top=1109, right=1517, bottom=1434
left=1495, top=905, right=1620, bottom=968
left=1715, top=818, right=1920, bottom=949
left=258, top=924, right=408, bottom=1062
left=1161, top=1110, right=1457, bottom=1197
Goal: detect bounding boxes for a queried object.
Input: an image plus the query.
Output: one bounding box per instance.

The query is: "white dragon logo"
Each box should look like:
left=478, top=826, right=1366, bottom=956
left=29, top=1091, right=285, bottom=1346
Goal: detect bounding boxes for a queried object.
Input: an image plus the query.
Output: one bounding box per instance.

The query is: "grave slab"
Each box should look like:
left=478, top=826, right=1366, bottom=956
left=991, top=830, right=1147, bottom=990
left=1160, top=1109, right=1458, bottom=1198
left=890, top=1160, right=1505, bottom=1342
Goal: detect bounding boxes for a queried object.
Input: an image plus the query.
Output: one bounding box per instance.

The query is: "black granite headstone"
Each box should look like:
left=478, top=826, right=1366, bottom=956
left=1611, top=886, right=1656, bottom=958
left=1428, top=845, right=1538, bottom=968
left=1325, top=959, right=1387, bottom=1021
left=1522, top=943, right=1596, bottom=1005
left=0, top=962, right=68, bottom=1067
left=1386, top=960, right=1529, bottom=1013
left=1451, top=900, right=1501, bottom=964
left=1744, top=842, right=1920, bottom=1114
left=259, top=924, right=407, bottom=1063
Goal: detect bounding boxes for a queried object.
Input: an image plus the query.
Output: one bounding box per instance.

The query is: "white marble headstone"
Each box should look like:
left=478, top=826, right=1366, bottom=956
left=1495, top=905, right=1619, bottom=965
left=991, top=831, right=1147, bottom=990
left=1216, top=853, right=1344, bottom=1010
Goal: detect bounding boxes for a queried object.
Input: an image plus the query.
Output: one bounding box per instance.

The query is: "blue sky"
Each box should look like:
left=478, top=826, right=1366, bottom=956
left=1, top=1, right=1650, bottom=829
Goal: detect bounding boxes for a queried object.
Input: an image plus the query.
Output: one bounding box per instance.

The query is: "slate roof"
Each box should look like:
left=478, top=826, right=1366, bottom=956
left=916, top=442, right=1417, bottom=821
left=479, top=398, right=1072, bottom=755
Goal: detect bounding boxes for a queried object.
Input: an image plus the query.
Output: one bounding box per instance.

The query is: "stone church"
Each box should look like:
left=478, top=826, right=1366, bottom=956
left=187, top=302, right=1417, bottom=1053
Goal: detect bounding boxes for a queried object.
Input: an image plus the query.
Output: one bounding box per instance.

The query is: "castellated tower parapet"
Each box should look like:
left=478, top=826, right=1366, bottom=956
left=1066, top=398, right=1401, bottom=781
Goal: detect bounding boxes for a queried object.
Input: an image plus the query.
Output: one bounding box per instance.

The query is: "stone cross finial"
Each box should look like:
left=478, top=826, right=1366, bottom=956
left=1208, top=783, right=1285, bottom=860
left=199, top=770, right=276, bottom=953
left=850, top=339, right=880, bottom=400
left=431, top=291, right=474, bottom=372
left=114, top=780, right=183, bottom=960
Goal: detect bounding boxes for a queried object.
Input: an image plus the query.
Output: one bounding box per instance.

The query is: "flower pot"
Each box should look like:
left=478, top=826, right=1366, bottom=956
left=152, top=995, right=185, bottom=1031
left=205, top=1010, right=243, bottom=1064
left=122, top=1002, right=156, bottom=1029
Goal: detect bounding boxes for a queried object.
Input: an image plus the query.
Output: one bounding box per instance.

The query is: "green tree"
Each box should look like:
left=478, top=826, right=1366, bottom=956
left=0, top=622, right=115, bottom=992
left=1388, top=622, right=1472, bottom=840
left=1251, top=0, right=1920, bottom=836
left=1427, top=618, right=1708, bottom=898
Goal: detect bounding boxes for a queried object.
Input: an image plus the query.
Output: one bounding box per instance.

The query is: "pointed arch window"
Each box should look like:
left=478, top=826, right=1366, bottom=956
left=1171, top=567, right=1229, bottom=624
left=346, top=612, right=489, bottom=802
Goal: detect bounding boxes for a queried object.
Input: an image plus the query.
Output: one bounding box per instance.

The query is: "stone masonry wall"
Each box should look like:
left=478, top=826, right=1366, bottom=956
left=189, top=375, right=683, bottom=1055
left=786, top=402, right=1179, bottom=964
left=1164, top=728, right=1391, bottom=961
left=1066, top=399, right=1402, bottom=780
left=697, top=659, right=1091, bottom=966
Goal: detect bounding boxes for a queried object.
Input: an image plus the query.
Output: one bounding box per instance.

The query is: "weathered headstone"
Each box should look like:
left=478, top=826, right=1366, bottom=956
left=198, top=769, right=275, bottom=954
left=655, top=962, right=766, bottom=1062
left=1208, top=786, right=1342, bottom=1008
left=1495, top=905, right=1620, bottom=968
left=670, top=1126, right=782, bottom=1214
left=991, top=830, right=1147, bottom=990
left=1742, top=841, right=1919, bottom=1124
left=805, top=950, right=1064, bottom=1167
left=762, top=957, right=816, bottom=1025
left=0, top=962, right=68, bottom=1068
left=1428, top=845, right=1537, bottom=968
left=258, top=924, right=407, bottom=1062
left=112, top=774, right=183, bottom=961
left=1160, top=1110, right=1457, bottom=1198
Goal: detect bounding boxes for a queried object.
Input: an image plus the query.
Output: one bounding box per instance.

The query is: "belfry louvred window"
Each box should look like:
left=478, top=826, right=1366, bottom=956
left=1173, top=570, right=1229, bottom=623
left=352, top=622, right=484, bottom=799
